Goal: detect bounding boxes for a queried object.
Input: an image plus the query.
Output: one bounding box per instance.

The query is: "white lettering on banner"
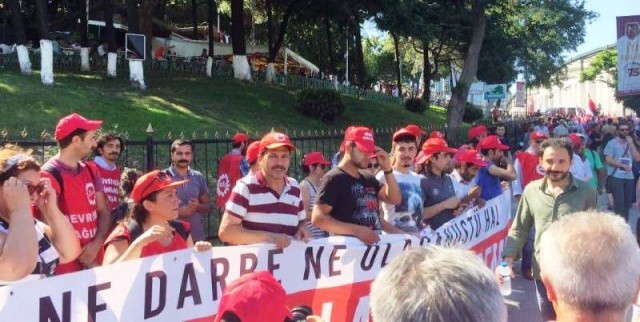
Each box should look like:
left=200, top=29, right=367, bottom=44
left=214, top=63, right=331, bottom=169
left=0, top=192, right=511, bottom=321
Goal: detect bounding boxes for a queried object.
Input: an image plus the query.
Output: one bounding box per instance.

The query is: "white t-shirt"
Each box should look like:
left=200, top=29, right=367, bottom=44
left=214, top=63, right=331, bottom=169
left=376, top=170, right=427, bottom=233
left=570, top=153, right=593, bottom=182
left=448, top=169, right=478, bottom=200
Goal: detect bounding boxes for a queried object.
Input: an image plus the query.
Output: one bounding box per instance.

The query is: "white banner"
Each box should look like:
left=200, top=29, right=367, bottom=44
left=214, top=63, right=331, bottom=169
left=0, top=192, right=511, bottom=322
left=617, top=15, right=640, bottom=97
left=516, top=81, right=526, bottom=107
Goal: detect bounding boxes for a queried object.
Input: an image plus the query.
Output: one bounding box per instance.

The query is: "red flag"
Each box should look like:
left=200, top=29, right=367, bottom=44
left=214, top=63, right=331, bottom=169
left=215, top=154, right=244, bottom=208
left=588, top=95, right=598, bottom=114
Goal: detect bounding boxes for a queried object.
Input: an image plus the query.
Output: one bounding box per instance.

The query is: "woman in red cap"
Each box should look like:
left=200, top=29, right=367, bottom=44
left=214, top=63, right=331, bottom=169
left=300, top=152, right=331, bottom=239
left=102, top=170, right=212, bottom=264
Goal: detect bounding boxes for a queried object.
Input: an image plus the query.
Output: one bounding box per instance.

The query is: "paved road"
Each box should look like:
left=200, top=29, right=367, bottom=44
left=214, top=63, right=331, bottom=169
left=506, top=193, right=639, bottom=322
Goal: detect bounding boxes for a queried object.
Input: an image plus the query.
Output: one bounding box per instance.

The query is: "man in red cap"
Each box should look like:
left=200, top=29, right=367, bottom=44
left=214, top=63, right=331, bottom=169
left=467, top=125, right=489, bottom=149
left=449, top=149, right=487, bottom=208
left=312, top=126, right=403, bottom=245
left=216, top=133, right=250, bottom=210
left=476, top=135, right=516, bottom=201
left=245, top=141, right=261, bottom=174
left=376, top=128, right=427, bottom=233
left=41, top=113, right=111, bottom=273
left=219, top=132, right=310, bottom=248
left=513, top=131, right=548, bottom=201
left=417, top=138, right=461, bottom=230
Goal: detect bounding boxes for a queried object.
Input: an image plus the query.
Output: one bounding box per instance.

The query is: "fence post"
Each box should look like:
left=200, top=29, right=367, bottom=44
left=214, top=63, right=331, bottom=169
left=146, top=123, right=154, bottom=171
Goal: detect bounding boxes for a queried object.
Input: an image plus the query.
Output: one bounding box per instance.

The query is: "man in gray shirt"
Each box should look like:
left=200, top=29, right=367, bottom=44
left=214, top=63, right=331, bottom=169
left=165, top=139, right=211, bottom=241
left=603, top=121, right=640, bottom=221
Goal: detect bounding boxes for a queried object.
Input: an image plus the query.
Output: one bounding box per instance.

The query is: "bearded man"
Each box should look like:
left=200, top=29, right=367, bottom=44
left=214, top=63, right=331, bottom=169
left=497, top=138, right=598, bottom=321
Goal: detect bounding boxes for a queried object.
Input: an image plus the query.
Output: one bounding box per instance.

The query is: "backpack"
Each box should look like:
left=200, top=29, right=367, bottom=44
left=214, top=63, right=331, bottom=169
left=126, top=219, right=190, bottom=243
left=41, top=161, right=96, bottom=197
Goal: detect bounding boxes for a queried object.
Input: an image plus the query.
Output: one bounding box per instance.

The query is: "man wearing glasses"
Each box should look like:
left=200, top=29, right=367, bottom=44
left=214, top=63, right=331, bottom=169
left=603, top=121, right=640, bottom=221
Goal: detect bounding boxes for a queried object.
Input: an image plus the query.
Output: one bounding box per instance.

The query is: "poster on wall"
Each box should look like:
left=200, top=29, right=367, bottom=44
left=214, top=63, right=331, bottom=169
left=617, top=15, right=640, bottom=96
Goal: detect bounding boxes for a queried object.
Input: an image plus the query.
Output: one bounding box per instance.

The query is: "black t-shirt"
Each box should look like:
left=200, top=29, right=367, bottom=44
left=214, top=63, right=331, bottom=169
left=316, top=167, right=383, bottom=230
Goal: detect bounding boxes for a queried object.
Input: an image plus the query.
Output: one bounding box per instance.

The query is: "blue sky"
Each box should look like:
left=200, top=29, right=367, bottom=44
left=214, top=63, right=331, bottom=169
left=571, top=0, right=639, bottom=58
left=362, top=1, right=639, bottom=59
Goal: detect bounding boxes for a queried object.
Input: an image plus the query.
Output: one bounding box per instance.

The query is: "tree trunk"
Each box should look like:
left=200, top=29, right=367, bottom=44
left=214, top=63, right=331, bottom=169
left=392, top=33, right=403, bottom=98
left=140, top=0, right=156, bottom=57
left=324, top=12, right=335, bottom=74
left=422, top=42, right=431, bottom=104
left=265, top=0, right=300, bottom=84
left=207, top=0, right=215, bottom=57
left=446, top=0, right=486, bottom=139
left=8, top=0, right=31, bottom=74
left=127, top=0, right=141, bottom=33
left=354, top=22, right=365, bottom=88
left=76, top=0, right=90, bottom=71
left=191, top=0, right=198, bottom=39
left=104, top=0, right=117, bottom=77
left=35, top=0, right=54, bottom=85
left=231, top=0, right=251, bottom=81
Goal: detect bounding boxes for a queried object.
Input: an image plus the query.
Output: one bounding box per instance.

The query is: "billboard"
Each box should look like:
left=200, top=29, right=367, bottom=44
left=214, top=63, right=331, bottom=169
left=516, top=81, right=526, bottom=107
left=484, top=84, right=507, bottom=100
left=125, top=33, right=146, bottom=61
left=617, top=15, right=640, bottom=97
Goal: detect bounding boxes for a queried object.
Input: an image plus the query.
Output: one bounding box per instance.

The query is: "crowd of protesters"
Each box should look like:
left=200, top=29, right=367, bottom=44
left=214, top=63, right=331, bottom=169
left=2, top=112, right=640, bottom=322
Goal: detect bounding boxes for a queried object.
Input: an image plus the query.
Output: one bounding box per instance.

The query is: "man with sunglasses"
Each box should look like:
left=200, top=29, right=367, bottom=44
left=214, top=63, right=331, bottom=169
left=603, top=121, right=640, bottom=221
left=312, top=126, right=403, bottom=245
left=376, top=129, right=427, bottom=233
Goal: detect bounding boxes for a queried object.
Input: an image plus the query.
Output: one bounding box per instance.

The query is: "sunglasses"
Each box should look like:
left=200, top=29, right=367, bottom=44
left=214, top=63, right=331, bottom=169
left=139, top=171, right=172, bottom=200
left=619, top=129, right=629, bottom=132
left=27, top=183, right=44, bottom=195
left=368, top=162, right=380, bottom=168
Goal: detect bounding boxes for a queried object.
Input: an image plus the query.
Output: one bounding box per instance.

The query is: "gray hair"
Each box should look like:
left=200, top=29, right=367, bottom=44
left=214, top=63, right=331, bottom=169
left=370, top=246, right=507, bottom=322
left=539, top=211, right=640, bottom=313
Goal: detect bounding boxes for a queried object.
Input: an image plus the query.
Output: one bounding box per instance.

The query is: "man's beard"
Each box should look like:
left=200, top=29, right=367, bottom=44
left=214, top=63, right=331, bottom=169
left=546, top=170, right=569, bottom=182
left=461, top=169, right=475, bottom=182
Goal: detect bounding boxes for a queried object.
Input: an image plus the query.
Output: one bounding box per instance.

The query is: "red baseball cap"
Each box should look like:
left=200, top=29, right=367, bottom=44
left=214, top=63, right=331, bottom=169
left=55, top=113, right=102, bottom=141
left=339, top=126, right=357, bottom=153
left=130, top=170, right=188, bottom=203
left=214, top=271, right=292, bottom=322
left=344, top=126, right=376, bottom=154
left=417, top=138, right=457, bottom=164
left=530, top=131, right=548, bottom=140
left=232, top=133, right=249, bottom=143
left=568, top=133, right=582, bottom=146
left=478, top=135, right=509, bottom=150
left=303, top=152, right=331, bottom=166
left=467, top=125, right=488, bottom=140
left=429, top=131, right=444, bottom=139
left=455, top=149, right=488, bottom=167
left=392, top=128, right=416, bottom=142
left=405, top=124, right=426, bottom=136
left=246, top=141, right=260, bottom=164
left=259, top=132, right=295, bottom=152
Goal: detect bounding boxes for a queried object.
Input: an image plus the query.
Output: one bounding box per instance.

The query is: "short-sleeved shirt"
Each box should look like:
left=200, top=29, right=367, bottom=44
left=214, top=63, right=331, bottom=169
left=569, top=154, right=592, bottom=183
left=603, top=138, right=634, bottom=180
left=165, top=166, right=210, bottom=241
left=449, top=169, right=478, bottom=201
left=316, top=167, right=382, bottom=230
left=225, top=172, right=305, bottom=236
left=423, top=171, right=457, bottom=230
left=584, top=149, right=603, bottom=189
left=476, top=161, right=503, bottom=200
left=376, top=170, right=428, bottom=233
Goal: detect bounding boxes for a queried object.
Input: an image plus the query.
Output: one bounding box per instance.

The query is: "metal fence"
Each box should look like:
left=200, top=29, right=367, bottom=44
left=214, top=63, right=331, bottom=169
left=1, top=119, right=532, bottom=240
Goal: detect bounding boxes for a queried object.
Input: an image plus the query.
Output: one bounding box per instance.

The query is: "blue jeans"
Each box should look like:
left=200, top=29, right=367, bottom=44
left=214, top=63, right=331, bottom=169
left=535, top=279, right=556, bottom=321
left=521, top=227, right=535, bottom=273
